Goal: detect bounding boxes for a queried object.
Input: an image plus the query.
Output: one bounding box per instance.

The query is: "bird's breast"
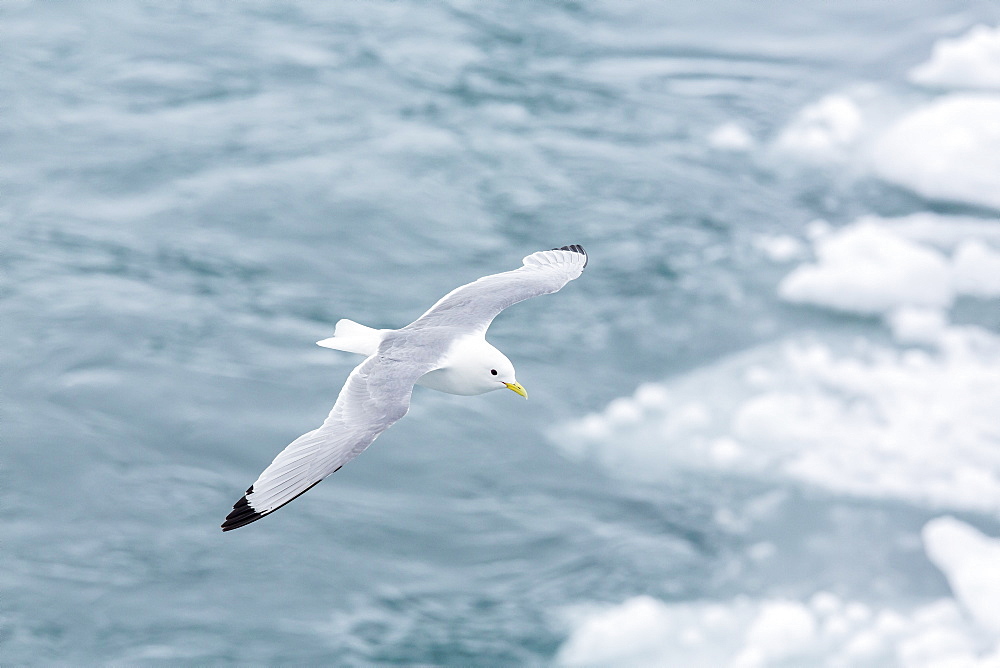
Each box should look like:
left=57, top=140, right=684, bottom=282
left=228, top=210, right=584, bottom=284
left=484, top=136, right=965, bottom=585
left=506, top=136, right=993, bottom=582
left=415, top=367, right=488, bottom=395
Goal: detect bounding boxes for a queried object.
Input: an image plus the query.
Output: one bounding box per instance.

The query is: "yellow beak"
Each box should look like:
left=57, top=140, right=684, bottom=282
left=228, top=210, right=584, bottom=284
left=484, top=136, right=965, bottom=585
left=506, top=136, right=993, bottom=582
left=504, top=382, right=528, bottom=399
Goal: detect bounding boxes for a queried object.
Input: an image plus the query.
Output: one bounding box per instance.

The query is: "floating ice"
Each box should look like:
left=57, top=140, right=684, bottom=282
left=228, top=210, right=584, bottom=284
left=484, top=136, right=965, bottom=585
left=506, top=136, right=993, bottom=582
left=872, top=95, right=1000, bottom=211
left=875, top=25, right=1000, bottom=207
left=778, top=216, right=1000, bottom=317
left=553, top=327, right=1000, bottom=515
left=773, top=95, right=863, bottom=160
left=778, top=222, right=952, bottom=316
left=924, top=517, right=1000, bottom=634
left=910, top=25, right=1000, bottom=90
left=557, top=594, right=998, bottom=668
left=742, top=600, right=818, bottom=664
left=557, top=519, right=1000, bottom=667
left=953, top=240, right=1000, bottom=298
left=556, top=212, right=1000, bottom=513
left=753, top=234, right=807, bottom=263
left=709, top=122, right=756, bottom=151
left=872, top=212, right=1000, bottom=251
left=885, top=307, right=948, bottom=346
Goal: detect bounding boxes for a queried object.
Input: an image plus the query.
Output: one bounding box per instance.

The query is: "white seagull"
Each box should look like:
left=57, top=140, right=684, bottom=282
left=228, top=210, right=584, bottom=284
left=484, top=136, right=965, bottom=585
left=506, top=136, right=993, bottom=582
left=222, top=245, right=587, bottom=531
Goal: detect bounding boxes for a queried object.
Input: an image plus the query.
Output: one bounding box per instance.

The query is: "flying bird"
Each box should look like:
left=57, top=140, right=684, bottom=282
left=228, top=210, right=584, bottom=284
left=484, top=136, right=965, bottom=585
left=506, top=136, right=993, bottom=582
left=222, top=245, right=588, bottom=531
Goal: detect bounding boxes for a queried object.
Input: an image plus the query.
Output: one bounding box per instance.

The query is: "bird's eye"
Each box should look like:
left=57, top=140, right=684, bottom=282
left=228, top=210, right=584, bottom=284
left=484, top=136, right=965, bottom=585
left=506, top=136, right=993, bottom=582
left=490, top=369, right=498, bottom=375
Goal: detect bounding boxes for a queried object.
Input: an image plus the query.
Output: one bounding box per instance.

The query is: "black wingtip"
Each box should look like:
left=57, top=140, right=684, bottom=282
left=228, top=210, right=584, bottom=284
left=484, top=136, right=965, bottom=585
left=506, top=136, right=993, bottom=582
left=552, top=244, right=588, bottom=268
left=221, top=485, right=264, bottom=532
left=220, top=475, right=335, bottom=532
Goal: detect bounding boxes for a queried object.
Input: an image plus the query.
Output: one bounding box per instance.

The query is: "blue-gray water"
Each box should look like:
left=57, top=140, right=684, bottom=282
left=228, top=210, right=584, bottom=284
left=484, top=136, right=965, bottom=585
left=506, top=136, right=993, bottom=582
left=4, top=2, right=1000, bottom=665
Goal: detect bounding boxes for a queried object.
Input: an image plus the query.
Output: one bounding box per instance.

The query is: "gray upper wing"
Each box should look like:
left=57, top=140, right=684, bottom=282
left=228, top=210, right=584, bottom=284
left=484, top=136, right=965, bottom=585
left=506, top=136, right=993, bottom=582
left=406, top=245, right=588, bottom=332
left=222, top=346, right=435, bottom=531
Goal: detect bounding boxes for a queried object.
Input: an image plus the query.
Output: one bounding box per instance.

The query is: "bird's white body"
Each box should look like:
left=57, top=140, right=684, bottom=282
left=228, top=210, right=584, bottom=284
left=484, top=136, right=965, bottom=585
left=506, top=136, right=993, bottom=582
left=319, top=321, right=517, bottom=396
left=222, top=245, right=587, bottom=531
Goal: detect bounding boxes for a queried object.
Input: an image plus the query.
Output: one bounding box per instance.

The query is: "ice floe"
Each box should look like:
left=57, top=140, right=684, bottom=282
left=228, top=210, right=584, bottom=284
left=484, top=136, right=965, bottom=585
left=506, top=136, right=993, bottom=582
left=554, top=213, right=1000, bottom=515
left=953, top=240, right=1000, bottom=298
left=872, top=95, right=1000, bottom=211
left=753, top=234, right=808, bottom=263
left=923, top=517, right=1000, bottom=635
left=910, top=25, right=1000, bottom=91
left=554, top=24, right=1000, bottom=666
left=885, top=307, right=948, bottom=346
left=873, top=213, right=1000, bottom=251
left=778, top=221, right=953, bottom=316
left=557, top=519, right=1000, bottom=668
left=709, top=122, right=756, bottom=152
left=770, top=24, right=1000, bottom=209
left=773, top=95, right=863, bottom=160
left=558, top=328, right=1000, bottom=514
left=779, top=215, right=1000, bottom=319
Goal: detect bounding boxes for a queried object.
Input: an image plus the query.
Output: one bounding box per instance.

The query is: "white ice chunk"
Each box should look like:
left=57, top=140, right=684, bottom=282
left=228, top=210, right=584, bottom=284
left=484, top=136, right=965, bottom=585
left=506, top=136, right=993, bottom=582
left=805, top=219, right=833, bottom=240
left=744, top=601, right=817, bottom=660
left=910, top=25, right=1000, bottom=90
left=872, top=95, right=1000, bottom=211
left=633, top=383, right=671, bottom=410
left=923, top=517, right=1000, bottom=634
left=553, top=212, right=1000, bottom=515
left=753, top=234, right=807, bottom=263
left=869, top=212, right=1000, bottom=252
left=886, top=307, right=949, bottom=346
left=847, top=213, right=1000, bottom=301
left=778, top=222, right=953, bottom=315
left=709, top=122, right=756, bottom=151
left=953, top=240, right=1000, bottom=298
left=810, top=591, right=842, bottom=617
left=774, top=95, right=863, bottom=160
left=557, top=587, right=1000, bottom=667
left=551, top=326, right=1000, bottom=515
left=557, top=520, right=1000, bottom=667
left=556, top=596, right=705, bottom=667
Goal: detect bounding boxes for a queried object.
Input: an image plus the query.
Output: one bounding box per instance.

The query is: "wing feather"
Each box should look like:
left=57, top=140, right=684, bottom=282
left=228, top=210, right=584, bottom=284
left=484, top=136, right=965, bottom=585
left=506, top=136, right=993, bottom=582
left=221, top=353, right=431, bottom=531
left=407, top=245, right=587, bottom=331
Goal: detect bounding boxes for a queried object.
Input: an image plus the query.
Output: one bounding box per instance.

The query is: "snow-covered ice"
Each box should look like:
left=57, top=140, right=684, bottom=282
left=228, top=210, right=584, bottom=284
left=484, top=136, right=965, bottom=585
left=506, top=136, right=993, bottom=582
left=555, top=213, right=1000, bottom=515
left=777, top=221, right=953, bottom=316
left=953, top=240, right=1000, bottom=298
left=778, top=216, right=1000, bottom=317
left=556, top=328, right=1000, bottom=515
left=910, top=25, right=1000, bottom=90
left=876, top=24, right=1000, bottom=208
left=773, top=95, right=863, bottom=160
left=885, top=307, right=948, bottom=346
left=923, top=517, right=1000, bottom=635
left=872, top=95, right=1000, bottom=211
left=553, top=19, right=1000, bottom=668
left=557, top=518, right=1000, bottom=668
left=709, top=122, right=756, bottom=151
left=753, top=234, right=808, bottom=263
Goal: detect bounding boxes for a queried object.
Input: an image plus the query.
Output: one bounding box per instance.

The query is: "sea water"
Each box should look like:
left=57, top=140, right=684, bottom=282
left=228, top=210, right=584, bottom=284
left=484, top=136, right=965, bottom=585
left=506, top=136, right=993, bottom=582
left=3, top=1, right=1000, bottom=665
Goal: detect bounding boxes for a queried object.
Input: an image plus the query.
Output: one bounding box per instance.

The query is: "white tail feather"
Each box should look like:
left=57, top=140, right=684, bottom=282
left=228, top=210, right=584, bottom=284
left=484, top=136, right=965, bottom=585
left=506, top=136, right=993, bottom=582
left=316, top=319, right=385, bottom=356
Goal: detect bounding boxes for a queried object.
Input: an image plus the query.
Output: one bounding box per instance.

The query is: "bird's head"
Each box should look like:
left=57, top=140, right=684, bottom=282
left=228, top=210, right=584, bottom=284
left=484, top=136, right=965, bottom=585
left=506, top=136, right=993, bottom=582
left=436, top=336, right=527, bottom=398
left=479, top=345, right=526, bottom=398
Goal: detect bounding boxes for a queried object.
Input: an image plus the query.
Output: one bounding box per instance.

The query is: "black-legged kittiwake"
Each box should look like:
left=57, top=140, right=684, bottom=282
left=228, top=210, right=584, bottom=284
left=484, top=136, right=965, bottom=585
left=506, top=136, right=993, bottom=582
left=222, top=245, right=587, bottom=531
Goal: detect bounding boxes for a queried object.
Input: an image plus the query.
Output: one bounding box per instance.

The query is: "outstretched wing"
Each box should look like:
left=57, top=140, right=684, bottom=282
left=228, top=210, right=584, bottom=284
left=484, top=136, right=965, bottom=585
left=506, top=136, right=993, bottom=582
left=408, top=245, right=588, bottom=332
left=222, top=352, right=431, bottom=531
